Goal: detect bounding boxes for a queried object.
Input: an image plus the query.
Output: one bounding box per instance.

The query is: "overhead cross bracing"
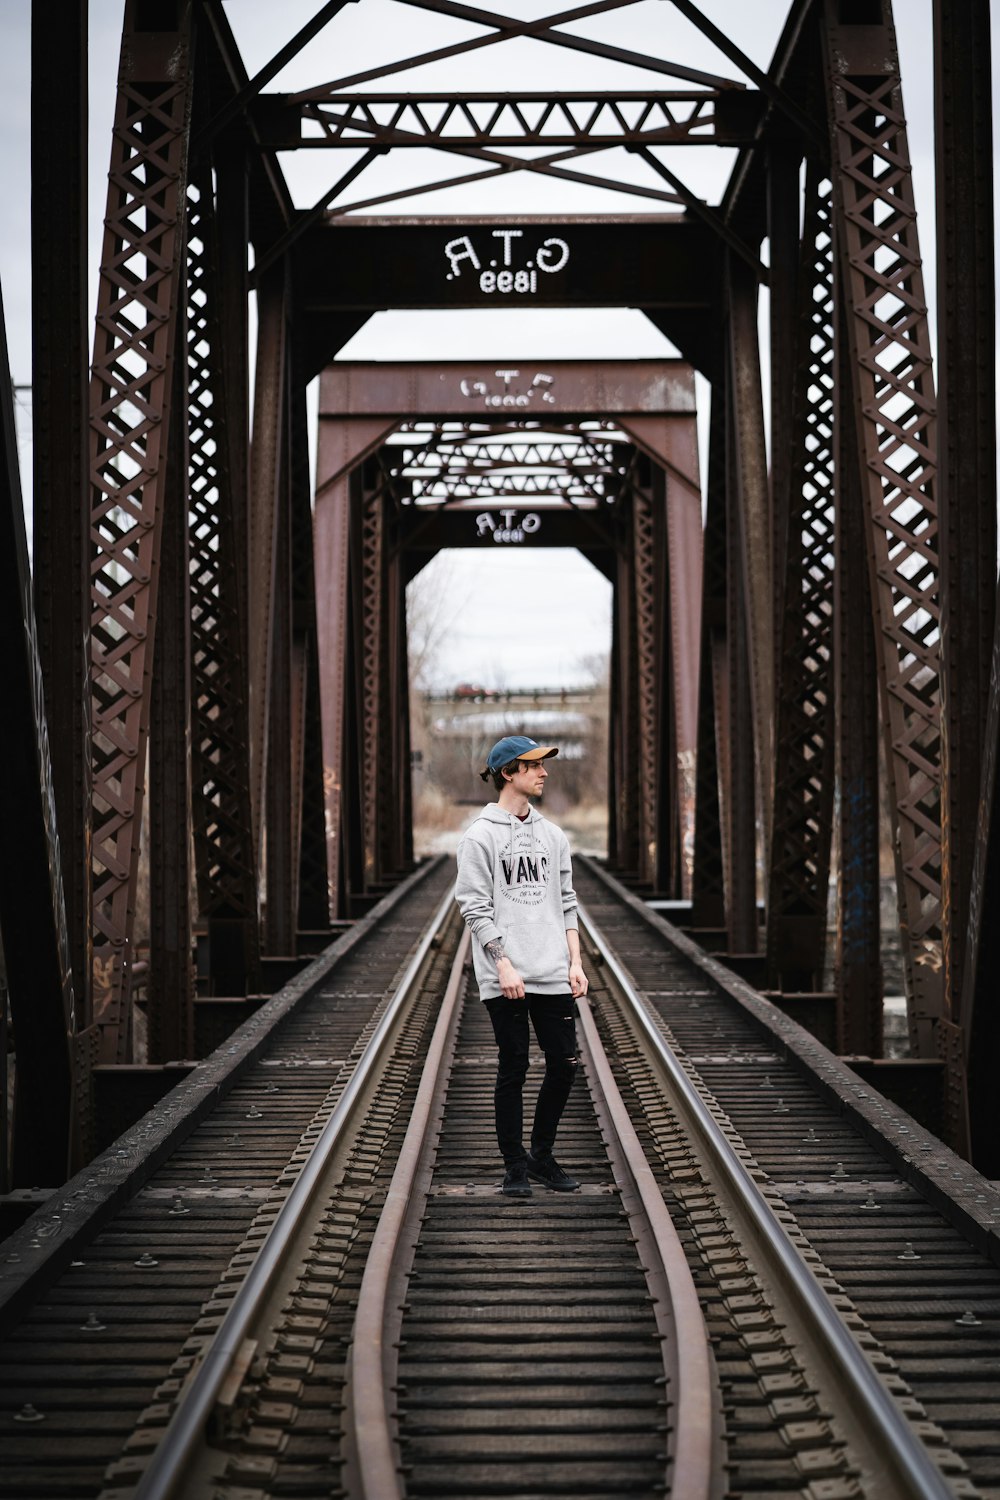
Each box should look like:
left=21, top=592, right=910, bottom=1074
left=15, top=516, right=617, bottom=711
left=2, top=0, right=998, bottom=1197
left=383, top=424, right=632, bottom=506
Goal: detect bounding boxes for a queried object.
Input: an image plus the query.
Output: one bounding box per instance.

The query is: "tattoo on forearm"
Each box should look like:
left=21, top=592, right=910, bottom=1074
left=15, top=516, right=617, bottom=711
left=484, top=937, right=505, bottom=967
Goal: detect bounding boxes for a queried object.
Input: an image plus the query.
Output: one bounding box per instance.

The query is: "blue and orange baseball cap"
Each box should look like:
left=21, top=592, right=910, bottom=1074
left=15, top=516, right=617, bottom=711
left=480, top=735, right=559, bottom=781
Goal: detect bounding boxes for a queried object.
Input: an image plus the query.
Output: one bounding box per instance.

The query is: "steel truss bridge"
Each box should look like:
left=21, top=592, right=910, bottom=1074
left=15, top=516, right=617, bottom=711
left=1, top=0, right=997, bottom=1197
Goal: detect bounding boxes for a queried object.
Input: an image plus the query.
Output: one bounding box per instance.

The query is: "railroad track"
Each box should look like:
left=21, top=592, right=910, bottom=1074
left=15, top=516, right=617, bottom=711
left=0, top=857, right=998, bottom=1498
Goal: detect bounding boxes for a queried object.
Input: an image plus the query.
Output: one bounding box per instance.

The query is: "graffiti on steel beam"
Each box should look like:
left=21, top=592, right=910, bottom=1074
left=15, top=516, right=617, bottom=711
left=445, top=232, right=570, bottom=296
left=475, top=510, right=542, bottom=544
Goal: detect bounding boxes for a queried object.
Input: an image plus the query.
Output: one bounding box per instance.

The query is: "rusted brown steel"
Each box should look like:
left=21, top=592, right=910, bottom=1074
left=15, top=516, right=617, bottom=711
left=314, top=418, right=396, bottom=919
left=823, top=8, right=945, bottom=1058
left=148, top=351, right=193, bottom=1065
left=961, top=589, right=1000, bottom=1174
left=289, top=369, right=330, bottom=935
left=266, top=446, right=295, bottom=956
left=935, top=0, right=995, bottom=1167
left=691, top=392, right=727, bottom=929
left=766, top=167, right=836, bottom=991
left=834, top=298, right=883, bottom=1057
left=281, top=90, right=760, bottom=149
left=186, top=167, right=260, bottom=995
left=724, top=363, right=758, bottom=954
left=248, top=267, right=288, bottom=864
left=627, top=455, right=660, bottom=888
left=31, top=0, right=92, bottom=1040
left=933, top=0, right=996, bottom=1078
left=726, top=254, right=773, bottom=891
left=612, top=516, right=641, bottom=879
left=320, top=361, right=697, bottom=421
left=89, top=1, right=195, bottom=1063
left=307, top=0, right=741, bottom=96
left=621, top=414, right=702, bottom=896
left=197, top=0, right=359, bottom=147
left=0, top=283, right=75, bottom=1185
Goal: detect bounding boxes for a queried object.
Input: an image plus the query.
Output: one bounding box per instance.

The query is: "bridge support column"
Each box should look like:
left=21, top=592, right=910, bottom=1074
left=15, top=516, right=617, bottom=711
left=187, top=155, right=260, bottom=997
left=89, top=1, right=195, bottom=1062
left=766, top=166, right=836, bottom=992
left=691, top=392, right=726, bottom=930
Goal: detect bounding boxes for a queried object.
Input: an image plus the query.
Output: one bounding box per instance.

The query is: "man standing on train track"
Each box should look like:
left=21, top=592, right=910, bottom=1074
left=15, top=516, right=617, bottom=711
left=455, top=735, right=589, bottom=1198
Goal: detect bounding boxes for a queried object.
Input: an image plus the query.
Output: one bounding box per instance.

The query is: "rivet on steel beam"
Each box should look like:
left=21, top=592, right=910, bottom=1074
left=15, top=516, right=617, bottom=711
left=134, top=1253, right=159, bottom=1268
left=802, top=1128, right=818, bottom=1142
left=860, top=1193, right=880, bottom=1211
left=81, top=1312, right=107, bottom=1332
left=169, top=1198, right=190, bottom=1216
left=897, top=1243, right=920, bottom=1261
left=830, top=1163, right=847, bottom=1179
left=266, top=1082, right=279, bottom=1093
left=246, top=1106, right=263, bottom=1120
left=955, top=1311, right=982, bottom=1327
left=762, top=1075, right=773, bottom=1088
left=14, top=1404, right=44, bottom=1423
left=773, top=1099, right=789, bottom=1114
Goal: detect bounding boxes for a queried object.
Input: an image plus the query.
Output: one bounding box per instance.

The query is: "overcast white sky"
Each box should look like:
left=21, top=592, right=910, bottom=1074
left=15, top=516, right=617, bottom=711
left=2, top=2, right=995, bottom=688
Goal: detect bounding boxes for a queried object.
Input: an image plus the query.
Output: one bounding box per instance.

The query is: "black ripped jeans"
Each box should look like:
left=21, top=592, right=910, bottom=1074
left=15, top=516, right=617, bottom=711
left=483, top=993, right=578, bottom=1167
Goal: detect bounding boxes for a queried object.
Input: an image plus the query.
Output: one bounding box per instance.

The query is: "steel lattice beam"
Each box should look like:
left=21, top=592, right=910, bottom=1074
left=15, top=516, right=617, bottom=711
left=265, top=90, right=762, bottom=149
left=186, top=169, right=260, bottom=993
left=824, top=10, right=945, bottom=1059
left=89, top=3, right=194, bottom=1062
left=766, top=167, right=836, bottom=989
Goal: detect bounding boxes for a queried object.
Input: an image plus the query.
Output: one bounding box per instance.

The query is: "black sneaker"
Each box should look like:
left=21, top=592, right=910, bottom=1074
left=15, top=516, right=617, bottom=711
left=501, top=1160, right=532, bottom=1197
left=526, top=1152, right=579, bottom=1192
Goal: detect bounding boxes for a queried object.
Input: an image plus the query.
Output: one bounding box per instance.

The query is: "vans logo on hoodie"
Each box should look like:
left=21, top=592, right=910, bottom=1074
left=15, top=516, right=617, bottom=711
left=500, top=843, right=548, bottom=906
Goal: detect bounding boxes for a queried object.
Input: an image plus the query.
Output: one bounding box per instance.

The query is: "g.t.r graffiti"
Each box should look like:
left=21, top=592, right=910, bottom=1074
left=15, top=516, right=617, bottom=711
left=444, top=229, right=570, bottom=296
left=476, top=510, right=542, bottom=545
left=460, top=369, right=556, bottom=408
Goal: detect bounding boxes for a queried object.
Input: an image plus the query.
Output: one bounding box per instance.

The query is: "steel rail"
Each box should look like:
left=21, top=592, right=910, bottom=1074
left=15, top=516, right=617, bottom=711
left=345, top=924, right=471, bottom=1499
left=578, top=903, right=957, bottom=1500
left=130, top=883, right=460, bottom=1500
left=575, top=992, right=721, bottom=1499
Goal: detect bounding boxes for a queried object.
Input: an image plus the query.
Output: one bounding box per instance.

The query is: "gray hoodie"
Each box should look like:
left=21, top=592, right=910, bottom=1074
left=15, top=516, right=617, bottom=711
left=455, top=802, right=579, bottom=1001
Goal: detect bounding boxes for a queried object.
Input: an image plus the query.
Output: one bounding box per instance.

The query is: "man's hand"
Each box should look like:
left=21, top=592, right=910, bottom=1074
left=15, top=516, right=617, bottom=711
left=496, top=955, right=526, bottom=999
left=569, top=962, right=588, bottom=998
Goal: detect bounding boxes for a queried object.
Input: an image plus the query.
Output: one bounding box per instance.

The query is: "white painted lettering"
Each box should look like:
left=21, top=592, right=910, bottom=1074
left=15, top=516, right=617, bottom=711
left=537, top=236, right=569, bottom=273
left=444, top=236, right=481, bottom=279
left=492, top=228, right=523, bottom=265
left=476, top=512, right=496, bottom=536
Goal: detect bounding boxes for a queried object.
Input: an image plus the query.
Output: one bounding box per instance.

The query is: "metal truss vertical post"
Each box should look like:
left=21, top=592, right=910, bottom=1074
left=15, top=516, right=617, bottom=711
left=727, top=254, right=774, bottom=890
left=31, top=0, right=92, bottom=1036
left=937, top=0, right=1000, bottom=1170
left=933, top=0, right=996, bottom=1040
left=650, top=465, right=680, bottom=897
left=266, top=410, right=295, bottom=955
left=248, top=264, right=288, bottom=862
left=691, top=390, right=727, bottom=929
left=149, top=350, right=193, bottom=1062
left=613, top=507, right=641, bottom=879
left=766, top=167, right=837, bottom=990
left=834, top=297, right=883, bottom=1055
left=358, top=465, right=385, bottom=890
left=187, top=164, right=259, bottom=996
left=0, top=284, right=74, bottom=1184
left=823, top=4, right=947, bottom=1071
left=289, top=368, right=330, bottom=934
left=630, top=455, right=661, bottom=888
left=724, top=366, right=759, bottom=953
left=767, top=140, right=802, bottom=676
left=89, top=2, right=194, bottom=1062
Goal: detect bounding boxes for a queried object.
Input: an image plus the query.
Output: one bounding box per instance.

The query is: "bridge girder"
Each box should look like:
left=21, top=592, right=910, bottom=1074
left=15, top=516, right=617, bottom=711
left=5, top=0, right=998, bottom=1187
